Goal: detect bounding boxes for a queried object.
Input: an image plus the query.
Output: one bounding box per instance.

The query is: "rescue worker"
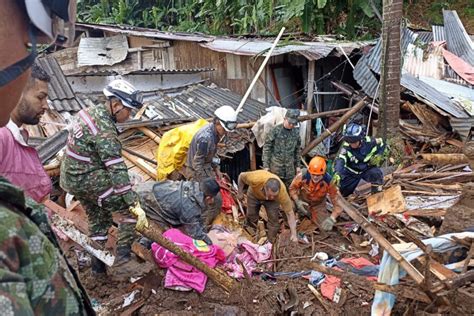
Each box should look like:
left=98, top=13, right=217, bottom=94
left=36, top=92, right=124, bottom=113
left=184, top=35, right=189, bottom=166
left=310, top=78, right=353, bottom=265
left=60, top=79, right=148, bottom=276
left=238, top=170, right=298, bottom=243
left=0, top=1, right=94, bottom=314
left=185, top=105, right=238, bottom=181
left=262, top=109, right=302, bottom=188
left=289, top=156, right=342, bottom=231
left=333, top=123, right=387, bottom=197
left=136, top=178, right=221, bottom=245
left=0, top=63, right=52, bottom=202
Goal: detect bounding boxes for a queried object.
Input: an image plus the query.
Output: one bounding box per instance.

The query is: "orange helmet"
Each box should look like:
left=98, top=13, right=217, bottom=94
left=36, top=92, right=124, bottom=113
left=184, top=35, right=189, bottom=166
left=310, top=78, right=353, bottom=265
left=308, top=156, right=326, bottom=175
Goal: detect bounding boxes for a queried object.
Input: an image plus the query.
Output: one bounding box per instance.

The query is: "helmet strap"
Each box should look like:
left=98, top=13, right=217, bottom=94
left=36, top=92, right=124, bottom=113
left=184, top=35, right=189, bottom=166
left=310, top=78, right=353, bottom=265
left=0, top=25, right=37, bottom=87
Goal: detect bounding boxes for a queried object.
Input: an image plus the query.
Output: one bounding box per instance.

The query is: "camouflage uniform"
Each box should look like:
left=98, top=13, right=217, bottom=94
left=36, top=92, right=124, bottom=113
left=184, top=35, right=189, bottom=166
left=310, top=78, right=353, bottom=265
left=262, top=110, right=302, bottom=187
left=136, top=181, right=221, bottom=245
left=0, top=177, right=93, bottom=315
left=60, top=104, right=137, bottom=253
left=185, top=123, right=218, bottom=182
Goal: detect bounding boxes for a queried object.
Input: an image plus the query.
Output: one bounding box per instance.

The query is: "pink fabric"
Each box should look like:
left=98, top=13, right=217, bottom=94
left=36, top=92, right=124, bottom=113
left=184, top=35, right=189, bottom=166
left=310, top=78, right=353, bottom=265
left=320, top=257, right=377, bottom=301
left=0, top=128, right=52, bottom=202
left=224, top=241, right=272, bottom=279
left=151, top=228, right=225, bottom=293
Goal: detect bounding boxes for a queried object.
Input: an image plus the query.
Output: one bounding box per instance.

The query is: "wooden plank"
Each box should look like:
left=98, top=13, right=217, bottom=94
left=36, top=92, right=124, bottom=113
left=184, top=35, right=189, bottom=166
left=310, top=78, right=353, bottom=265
left=367, top=185, right=406, bottom=215
left=44, top=199, right=90, bottom=234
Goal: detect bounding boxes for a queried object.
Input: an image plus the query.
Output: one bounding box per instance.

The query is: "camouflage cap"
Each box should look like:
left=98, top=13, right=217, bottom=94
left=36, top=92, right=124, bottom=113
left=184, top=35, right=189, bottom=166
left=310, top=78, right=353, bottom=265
left=285, top=109, right=300, bottom=125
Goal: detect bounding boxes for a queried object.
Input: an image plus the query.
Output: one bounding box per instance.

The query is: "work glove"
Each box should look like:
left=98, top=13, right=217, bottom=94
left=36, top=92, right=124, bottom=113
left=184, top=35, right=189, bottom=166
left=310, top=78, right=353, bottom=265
left=369, top=155, right=384, bottom=167
left=321, top=216, right=336, bottom=231
left=331, top=173, right=341, bottom=187
left=129, top=201, right=149, bottom=231
left=295, top=199, right=310, bottom=218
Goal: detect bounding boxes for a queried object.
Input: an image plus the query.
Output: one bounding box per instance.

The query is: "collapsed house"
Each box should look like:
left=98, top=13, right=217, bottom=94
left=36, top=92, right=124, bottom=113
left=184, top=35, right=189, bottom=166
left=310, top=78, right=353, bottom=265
left=24, top=9, right=474, bottom=315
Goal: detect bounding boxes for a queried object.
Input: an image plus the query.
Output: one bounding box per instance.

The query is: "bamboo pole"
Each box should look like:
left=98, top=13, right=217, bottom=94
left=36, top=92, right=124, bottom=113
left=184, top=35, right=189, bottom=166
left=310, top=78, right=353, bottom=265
left=136, top=221, right=237, bottom=293
left=121, top=150, right=157, bottom=179
left=337, top=193, right=425, bottom=284
left=236, top=27, right=285, bottom=115
left=301, top=98, right=367, bottom=156
left=138, top=127, right=161, bottom=144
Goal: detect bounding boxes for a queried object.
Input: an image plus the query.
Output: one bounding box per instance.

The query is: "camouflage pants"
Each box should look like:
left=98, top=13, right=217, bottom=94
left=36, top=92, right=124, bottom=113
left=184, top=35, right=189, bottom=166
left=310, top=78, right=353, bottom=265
left=77, top=194, right=136, bottom=252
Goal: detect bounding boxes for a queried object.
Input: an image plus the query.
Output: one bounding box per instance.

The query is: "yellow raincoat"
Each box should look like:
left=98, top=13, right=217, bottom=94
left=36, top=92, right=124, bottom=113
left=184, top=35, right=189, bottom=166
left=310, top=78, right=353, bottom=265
left=156, top=119, right=208, bottom=180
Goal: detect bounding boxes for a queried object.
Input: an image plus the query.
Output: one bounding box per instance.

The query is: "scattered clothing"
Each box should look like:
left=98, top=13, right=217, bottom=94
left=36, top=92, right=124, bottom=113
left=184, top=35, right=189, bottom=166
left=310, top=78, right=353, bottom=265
left=0, top=120, right=52, bottom=202
left=372, top=232, right=474, bottom=316
left=151, top=228, right=225, bottom=293
left=223, top=241, right=272, bottom=279
left=321, top=257, right=378, bottom=301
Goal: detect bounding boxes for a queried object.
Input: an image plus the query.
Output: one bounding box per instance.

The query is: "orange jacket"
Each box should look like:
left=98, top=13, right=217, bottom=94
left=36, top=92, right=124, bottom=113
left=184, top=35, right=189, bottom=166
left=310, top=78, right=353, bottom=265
left=289, top=171, right=338, bottom=206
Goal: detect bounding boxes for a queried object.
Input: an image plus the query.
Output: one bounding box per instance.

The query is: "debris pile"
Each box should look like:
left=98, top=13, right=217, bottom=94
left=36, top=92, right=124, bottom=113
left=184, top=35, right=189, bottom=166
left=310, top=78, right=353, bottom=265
left=28, top=9, right=473, bottom=316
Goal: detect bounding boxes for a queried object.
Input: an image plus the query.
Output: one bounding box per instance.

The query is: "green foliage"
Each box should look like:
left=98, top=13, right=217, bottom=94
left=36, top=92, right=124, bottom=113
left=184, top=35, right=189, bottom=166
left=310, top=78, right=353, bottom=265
left=77, top=0, right=383, bottom=39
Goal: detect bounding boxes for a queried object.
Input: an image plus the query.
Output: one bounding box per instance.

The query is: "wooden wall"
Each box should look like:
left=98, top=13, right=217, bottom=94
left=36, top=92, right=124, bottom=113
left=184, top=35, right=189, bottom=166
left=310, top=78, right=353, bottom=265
left=172, top=41, right=267, bottom=103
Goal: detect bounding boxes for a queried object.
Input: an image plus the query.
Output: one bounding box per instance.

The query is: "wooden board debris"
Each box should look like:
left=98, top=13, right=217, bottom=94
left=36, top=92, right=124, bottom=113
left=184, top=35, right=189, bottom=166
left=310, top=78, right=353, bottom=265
left=367, top=185, right=406, bottom=215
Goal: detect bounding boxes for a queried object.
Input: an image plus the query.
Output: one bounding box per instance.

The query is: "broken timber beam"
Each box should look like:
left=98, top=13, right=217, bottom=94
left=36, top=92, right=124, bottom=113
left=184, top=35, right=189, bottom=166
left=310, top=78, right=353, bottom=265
left=235, top=108, right=351, bottom=129
left=302, top=98, right=366, bottom=156
left=420, top=153, right=469, bottom=165
left=337, top=193, right=425, bottom=284
left=136, top=221, right=237, bottom=293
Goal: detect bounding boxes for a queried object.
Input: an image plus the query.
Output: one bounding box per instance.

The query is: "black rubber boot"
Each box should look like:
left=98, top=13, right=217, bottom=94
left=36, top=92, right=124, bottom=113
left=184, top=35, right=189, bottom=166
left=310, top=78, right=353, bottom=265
left=371, top=184, right=383, bottom=194
left=91, top=257, right=106, bottom=275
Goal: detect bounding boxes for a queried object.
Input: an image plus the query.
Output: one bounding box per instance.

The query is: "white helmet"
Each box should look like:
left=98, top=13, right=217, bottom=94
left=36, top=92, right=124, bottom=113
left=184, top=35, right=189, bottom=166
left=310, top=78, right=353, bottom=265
left=24, top=0, right=76, bottom=43
left=214, top=105, right=237, bottom=131
left=103, top=79, right=143, bottom=109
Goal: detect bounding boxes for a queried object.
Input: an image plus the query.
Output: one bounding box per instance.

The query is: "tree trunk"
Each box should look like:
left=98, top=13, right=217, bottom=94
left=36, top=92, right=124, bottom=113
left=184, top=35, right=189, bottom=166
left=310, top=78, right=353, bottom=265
left=378, top=0, right=403, bottom=139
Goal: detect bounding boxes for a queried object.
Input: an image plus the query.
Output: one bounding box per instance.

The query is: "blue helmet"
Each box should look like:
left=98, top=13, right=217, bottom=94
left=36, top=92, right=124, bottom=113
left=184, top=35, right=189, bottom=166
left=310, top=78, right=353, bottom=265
left=343, top=123, right=364, bottom=143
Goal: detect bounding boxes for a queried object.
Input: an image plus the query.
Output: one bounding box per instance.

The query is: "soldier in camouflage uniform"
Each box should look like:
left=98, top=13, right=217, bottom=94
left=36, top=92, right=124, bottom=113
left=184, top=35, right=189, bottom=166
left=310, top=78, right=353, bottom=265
left=136, top=178, right=221, bottom=245
left=0, top=1, right=93, bottom=314
left=262, top=109, right=302, bottom=188
left=0, top=177, right=94, bottom=315
left=60, top=79, right=143, bottom=275
left=185, top=105, right=238, bottom=182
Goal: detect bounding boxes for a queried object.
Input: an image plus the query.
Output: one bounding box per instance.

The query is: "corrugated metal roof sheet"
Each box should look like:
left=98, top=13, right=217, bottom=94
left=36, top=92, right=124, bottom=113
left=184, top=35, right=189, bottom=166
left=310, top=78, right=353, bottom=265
left=199, top=38, right=369, bottom=59
left=69, top=67, right=214, bottom=76
left=443, top=10, right=474, bottom=65
left=353, top=26, right=472, bottom=120
left=449, top=117, right=474, bottom=140
left=403, top=44, right=444, bottom=79
left=36, top=56, right=85, bottom=112
left=432, top=25, right=445, bottom=42
left=147, top=84, right=266, bottom=123
left=76, top=22, right=214, bottom=43
left=416, top=31, right=433, bottom=43
left=401, top=73, right=470, bottom=118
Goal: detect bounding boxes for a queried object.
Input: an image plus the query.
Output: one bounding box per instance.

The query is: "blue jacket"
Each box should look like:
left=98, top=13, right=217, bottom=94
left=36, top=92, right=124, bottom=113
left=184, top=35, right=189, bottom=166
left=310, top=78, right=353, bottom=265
left=334, top=136, right=386, bottom=175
